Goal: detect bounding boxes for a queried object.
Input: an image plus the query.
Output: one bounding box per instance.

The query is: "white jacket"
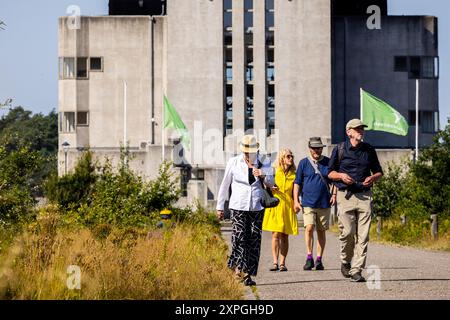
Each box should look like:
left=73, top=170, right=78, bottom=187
left=216, top=154, right=275, bottom=212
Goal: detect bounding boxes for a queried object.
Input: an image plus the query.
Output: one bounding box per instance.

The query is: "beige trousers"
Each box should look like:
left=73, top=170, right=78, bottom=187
left=337, top=189, right=373, bottom=275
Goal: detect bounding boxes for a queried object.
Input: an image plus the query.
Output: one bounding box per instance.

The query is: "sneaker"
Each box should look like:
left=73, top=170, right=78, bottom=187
left=350, top=272, right=366, bottom=282
left=243, top=275, right=256, bottom=286
left=315, top=259, right=324, bottom=271
left=303, top=258, right=314, bottom=271
left=341, top=263, right=351, bottom=278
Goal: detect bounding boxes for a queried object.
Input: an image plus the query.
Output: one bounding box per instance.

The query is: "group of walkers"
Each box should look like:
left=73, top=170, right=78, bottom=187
left=216, top=119, right=383, bottom=286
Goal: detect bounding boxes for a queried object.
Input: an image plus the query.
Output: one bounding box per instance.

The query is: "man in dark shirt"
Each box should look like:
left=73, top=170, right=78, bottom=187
left=328, top=119, right=383, bottom=282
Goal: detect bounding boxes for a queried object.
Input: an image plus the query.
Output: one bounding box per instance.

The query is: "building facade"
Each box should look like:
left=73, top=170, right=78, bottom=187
left=58, top=0, right=439, bottom=207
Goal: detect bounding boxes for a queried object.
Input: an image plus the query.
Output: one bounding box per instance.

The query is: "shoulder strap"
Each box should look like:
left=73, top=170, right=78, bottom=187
left=337, top=142, right=345, bottom=166
left=307, top=157, right=330, bottom=193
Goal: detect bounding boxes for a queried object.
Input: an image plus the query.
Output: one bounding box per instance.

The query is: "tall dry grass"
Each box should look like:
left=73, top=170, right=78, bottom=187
left=0, top=205, right=243, bottom=300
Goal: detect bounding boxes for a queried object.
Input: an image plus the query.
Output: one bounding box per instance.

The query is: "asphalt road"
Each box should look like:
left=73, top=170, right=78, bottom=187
left=220, top=219, right=450, bottom=300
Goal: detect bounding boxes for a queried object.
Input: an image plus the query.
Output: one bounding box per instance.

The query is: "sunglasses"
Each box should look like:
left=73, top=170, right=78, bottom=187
left=310, top=147, right=323, bottom=150
left=285, top=155, right=294, bottom=159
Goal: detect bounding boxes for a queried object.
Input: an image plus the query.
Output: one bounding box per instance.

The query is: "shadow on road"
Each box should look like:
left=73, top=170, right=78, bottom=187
left=257, top=278, right=450, bottom=287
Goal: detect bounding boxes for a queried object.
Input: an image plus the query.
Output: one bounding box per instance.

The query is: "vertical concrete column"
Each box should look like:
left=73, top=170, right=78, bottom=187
left=253, top=0, right=267, bottom=137
left=233, top=0, right=245, bottom=132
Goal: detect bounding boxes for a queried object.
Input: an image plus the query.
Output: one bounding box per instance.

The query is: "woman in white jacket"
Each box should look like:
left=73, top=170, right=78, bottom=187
left=216, top=135, right=274, bottom=286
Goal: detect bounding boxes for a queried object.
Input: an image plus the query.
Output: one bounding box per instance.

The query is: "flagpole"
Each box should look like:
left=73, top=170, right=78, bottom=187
left=415, top=79, right=419, bottom=161
left=360, top=88, right=363, bottom=121
left=123, top=81, right=128, bottom=163
left=162, top=93, right=165, bottom=162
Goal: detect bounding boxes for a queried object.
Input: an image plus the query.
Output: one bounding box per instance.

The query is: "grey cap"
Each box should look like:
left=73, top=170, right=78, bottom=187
left=308, top=137, right=326, bottom=148
left=346, top=118, right=368, bottom=130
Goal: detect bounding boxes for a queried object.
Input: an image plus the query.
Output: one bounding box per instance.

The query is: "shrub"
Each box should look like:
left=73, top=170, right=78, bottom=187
left=0, top=146, right=40, bottom=223
left=44, top=151, right=97, bottom=210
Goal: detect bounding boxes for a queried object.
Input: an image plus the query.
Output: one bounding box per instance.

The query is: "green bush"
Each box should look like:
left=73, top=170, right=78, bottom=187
left=372, top=161, right=408, bottom=218
left=0, top=146, right=40, bottom=223
left=44, top=151, right=98, bottom=210
left=62, top=155, right=183, bottom=228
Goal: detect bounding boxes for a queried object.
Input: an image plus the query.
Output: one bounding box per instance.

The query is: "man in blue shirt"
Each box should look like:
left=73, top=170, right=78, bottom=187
left=328, top=119, right=383, bottom=283
left=294, top=137, right=336, bottom=271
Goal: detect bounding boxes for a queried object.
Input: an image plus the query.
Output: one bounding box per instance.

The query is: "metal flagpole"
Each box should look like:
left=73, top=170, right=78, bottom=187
left=360, top=88, right=363, bottom=122
left=162, top=92, right=165, bottom=161
left=415, top=79, right=419, bottom=161
left=123, top=81, right=128, bottom=164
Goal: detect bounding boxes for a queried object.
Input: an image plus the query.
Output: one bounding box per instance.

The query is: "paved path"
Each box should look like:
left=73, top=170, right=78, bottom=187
left=221, top=220, right=450, bottom=300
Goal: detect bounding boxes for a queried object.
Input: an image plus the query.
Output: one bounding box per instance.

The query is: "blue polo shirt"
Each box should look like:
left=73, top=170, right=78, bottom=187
left=294, top=156, right=331, bottom=209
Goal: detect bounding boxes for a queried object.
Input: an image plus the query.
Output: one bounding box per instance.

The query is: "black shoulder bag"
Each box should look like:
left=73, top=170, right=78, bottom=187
left=257, top=160, right=279, bottom=208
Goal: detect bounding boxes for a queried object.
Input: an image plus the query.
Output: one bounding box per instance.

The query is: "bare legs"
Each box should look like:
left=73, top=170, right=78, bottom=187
left=304, top=224, right=326, bottom=258
left=272, top=232, right=289, bottom=266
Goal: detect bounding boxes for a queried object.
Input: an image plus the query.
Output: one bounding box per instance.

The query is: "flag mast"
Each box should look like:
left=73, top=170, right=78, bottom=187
left=162, top=93, right=165, bottom=162
left=415, top=79, right=419, bottom=161
left=123, top=80, right=128, bottom=165
left=360, top=87, right=363, bottom=122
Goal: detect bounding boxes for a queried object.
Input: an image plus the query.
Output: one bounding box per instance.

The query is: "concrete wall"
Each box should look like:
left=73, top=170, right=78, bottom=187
left=166, top=0, right=224, bottom=167
left=276, top=0, right=332, bottom=161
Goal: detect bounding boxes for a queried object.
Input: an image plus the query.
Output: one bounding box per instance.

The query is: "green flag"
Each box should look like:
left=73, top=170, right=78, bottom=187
left=361, top=89, right=409, bottom=136
left=163, top=95, right=191, bottom=149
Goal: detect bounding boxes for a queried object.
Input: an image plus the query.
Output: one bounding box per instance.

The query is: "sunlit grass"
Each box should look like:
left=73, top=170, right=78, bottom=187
left=0, top=206, right=244, bottom=300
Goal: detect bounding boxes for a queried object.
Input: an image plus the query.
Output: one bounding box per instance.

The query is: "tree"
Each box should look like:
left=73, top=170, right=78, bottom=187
left=0, top=107, right=58, bottom=196
left=410, top=120, right=450, bottom=217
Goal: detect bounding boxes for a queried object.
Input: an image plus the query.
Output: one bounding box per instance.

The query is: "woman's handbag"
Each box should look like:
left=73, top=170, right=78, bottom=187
left=256, top=160, right=279, bottom=208
left=260, top=183, right=280, bottom=208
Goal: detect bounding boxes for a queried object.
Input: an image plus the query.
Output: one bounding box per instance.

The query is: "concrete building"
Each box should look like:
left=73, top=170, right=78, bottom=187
left=58, top=0, right=439, bottom=208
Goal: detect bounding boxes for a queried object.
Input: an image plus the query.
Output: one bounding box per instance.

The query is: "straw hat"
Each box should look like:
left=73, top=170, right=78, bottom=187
left=239, top=135, right=260, bottom=153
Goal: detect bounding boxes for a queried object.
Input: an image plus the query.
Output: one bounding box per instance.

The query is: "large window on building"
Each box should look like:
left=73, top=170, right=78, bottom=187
left=246, top=47, right=253, bottom=82
left=76, top=57, right=88, bottom=79
left=224, top=0, right=233, bottom=136
left=90, top=57, right=103, bottom=72
left=244, top=1, right=253, bottom=44
left=265, top=0, right=275, bottom=136
left=60, top=112, right=75, bottom=133
left=267, top=84, right=275, bottom=135
left=394, top=56, right=439, bottom=79
left=77, top=112, right=89, bottom=126
left=59, top=57, right=75, bottom=79
left=245, top=85, right=254, bottom=132
left=225, top=84, right=233, bottom=132
left=408, top=110, right=439, bottom=133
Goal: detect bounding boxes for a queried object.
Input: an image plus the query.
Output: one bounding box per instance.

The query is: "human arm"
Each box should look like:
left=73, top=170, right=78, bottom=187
left=216, top=158, right=234, bottom=219
left=327, top=146, right=355, bottom=185
left=330, top=184, right=337, bottom=206
left=293, top=183, right=302, bottom=212
left=293, top=161, right=303, bottom=212
left=363, top=147, right=384, bottom=187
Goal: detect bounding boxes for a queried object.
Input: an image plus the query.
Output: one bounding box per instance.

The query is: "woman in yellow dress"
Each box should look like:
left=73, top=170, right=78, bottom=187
left=262, top=149, right=298, bottom=272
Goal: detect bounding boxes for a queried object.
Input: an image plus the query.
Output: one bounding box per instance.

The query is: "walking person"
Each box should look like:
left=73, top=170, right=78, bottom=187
left=216, top=135, right=274, bottom=286
left=328, top=119, right=383, bottom=282
left=294, top=137, right=336, bottom=271
left=262, top=149, right=298, bottom=272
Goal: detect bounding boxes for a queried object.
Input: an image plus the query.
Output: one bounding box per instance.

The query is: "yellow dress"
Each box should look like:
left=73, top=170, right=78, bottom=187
left=262, top=167, right=298, bottom=235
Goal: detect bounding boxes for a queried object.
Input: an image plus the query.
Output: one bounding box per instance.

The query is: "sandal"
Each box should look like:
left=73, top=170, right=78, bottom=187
left=279, top=264, right=288, bottom=272
left=269, top=263, right=279, bottom=271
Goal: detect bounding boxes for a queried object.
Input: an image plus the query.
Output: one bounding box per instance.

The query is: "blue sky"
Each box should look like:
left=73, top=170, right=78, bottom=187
left=0, top=0, right=449, bottom=128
